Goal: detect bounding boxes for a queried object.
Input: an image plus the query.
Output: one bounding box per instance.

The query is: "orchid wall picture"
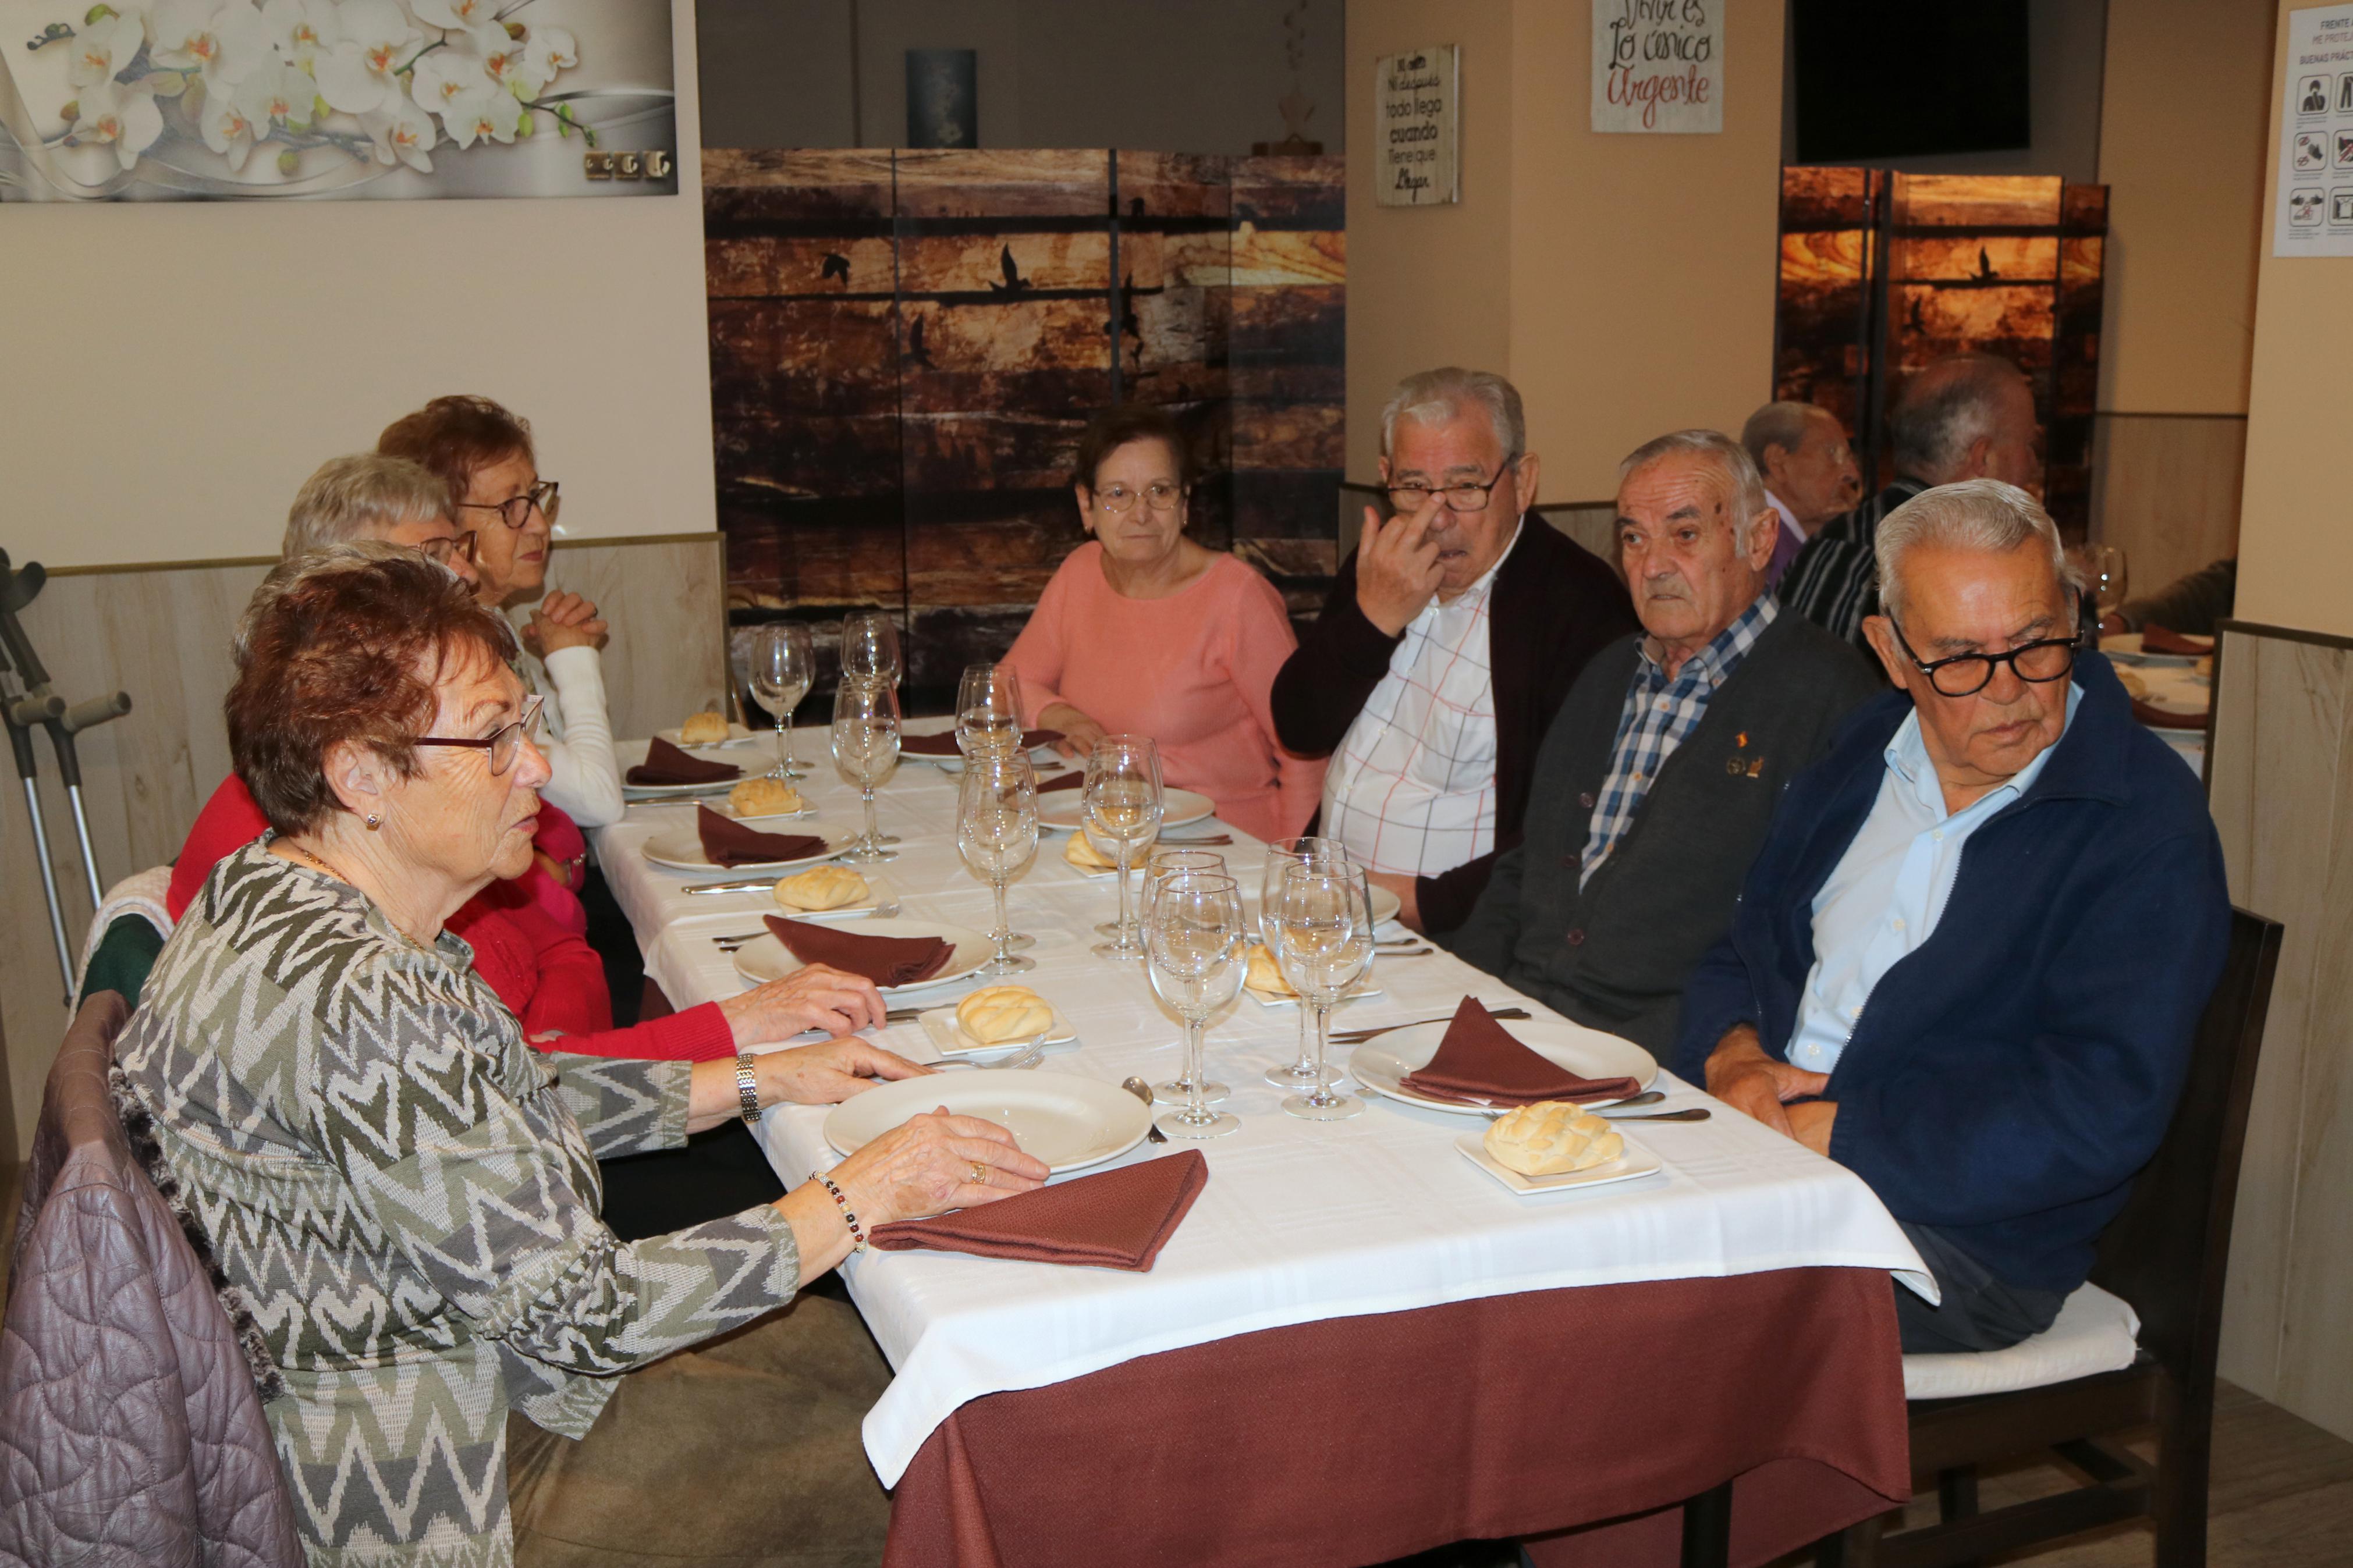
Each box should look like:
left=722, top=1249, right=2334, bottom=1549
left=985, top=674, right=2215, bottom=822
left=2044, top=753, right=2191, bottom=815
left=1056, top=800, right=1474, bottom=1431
left=0, top=0, right=676, bottom=200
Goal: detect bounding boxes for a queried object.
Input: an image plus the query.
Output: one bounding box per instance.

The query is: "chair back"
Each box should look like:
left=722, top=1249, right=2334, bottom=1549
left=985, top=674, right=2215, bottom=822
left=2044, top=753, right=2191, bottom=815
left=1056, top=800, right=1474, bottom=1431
left=0, top=993, right=302, bottom=1567
left=2089, top=907, right=2283, bottom=1385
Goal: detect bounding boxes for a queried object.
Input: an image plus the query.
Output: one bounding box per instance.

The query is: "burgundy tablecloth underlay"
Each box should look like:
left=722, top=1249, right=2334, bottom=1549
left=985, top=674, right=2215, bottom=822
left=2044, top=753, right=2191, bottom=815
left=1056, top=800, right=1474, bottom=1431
left=880, top=1266, right=1909, bottom=1568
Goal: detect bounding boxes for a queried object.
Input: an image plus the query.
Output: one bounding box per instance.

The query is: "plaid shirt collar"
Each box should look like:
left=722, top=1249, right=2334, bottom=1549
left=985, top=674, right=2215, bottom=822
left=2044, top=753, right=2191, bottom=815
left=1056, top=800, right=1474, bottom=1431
left=1633, top=592, right=1779, bottom=695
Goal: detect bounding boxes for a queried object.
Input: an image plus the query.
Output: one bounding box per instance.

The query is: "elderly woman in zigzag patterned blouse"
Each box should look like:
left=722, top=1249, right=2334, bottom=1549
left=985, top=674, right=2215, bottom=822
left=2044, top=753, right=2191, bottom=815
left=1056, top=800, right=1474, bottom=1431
left=114, top=547, right=1047, bottom=1566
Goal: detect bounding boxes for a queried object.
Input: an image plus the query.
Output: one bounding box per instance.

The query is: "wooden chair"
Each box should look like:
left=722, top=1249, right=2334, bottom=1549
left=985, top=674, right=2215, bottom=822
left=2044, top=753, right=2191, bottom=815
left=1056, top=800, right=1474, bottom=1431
left=1814, top=906, right=2284, bottom=1568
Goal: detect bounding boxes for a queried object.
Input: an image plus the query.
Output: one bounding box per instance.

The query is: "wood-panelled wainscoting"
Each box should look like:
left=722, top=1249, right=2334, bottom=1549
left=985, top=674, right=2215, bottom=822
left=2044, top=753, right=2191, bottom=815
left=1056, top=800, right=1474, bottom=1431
left=0, top=534, right=725, bottom=1162
left=2091, top=411, right=2247, bottom=596
left=2210, top=619, right=2353, bottom=1443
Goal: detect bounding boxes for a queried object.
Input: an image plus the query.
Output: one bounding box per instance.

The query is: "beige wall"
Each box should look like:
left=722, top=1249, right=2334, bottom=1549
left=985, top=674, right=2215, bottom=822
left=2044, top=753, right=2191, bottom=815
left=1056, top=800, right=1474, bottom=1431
left=0, top=1, right=715, bottom=570
left=2096, top=0, right=2274, bottom=416
left=1344, top=0, right=1784, bottom=502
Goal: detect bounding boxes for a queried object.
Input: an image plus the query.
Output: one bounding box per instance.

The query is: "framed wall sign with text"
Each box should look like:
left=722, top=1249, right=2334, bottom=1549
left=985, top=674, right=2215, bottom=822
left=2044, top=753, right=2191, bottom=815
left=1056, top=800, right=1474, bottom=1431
left=1592, top=0, right=1722, bottom=134
left=1375, top=44, right=1456, bottom=206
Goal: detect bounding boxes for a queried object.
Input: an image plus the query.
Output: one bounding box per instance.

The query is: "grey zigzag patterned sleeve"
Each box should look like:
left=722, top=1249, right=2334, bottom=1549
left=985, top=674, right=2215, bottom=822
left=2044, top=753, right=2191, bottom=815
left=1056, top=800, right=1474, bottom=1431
left=540, top=1048, right=692, bottom=1158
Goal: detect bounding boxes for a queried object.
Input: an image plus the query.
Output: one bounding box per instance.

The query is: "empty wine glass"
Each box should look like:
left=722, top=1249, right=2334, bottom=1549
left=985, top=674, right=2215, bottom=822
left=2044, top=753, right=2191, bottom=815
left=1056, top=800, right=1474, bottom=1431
left=841, top=609, right=903, bottom=687
left=1261, top=835, right=1345, bottom=1090
left=1085, top=735, right=1163, bottom=961
left=2090, top=545, right=2129, bottom=621
left=1270, top=859, right=1375, bottom=1121
left=749, top=623, right=814, bottom=780
left=957, top=754, right=1038, bottom=975
left=831, top=678, right=900, bottom=863
left=956, top=663, right=1027, bottom=759
left=1145, top=847, right=1229, bottom=1105
left=1146, top=870, right=1245, bottom=1140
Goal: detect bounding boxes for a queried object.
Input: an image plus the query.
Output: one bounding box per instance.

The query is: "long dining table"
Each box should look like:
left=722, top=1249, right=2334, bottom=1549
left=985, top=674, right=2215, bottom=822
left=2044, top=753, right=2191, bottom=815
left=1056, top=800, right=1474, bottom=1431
left=591, top=724, right=1930, bottom=1568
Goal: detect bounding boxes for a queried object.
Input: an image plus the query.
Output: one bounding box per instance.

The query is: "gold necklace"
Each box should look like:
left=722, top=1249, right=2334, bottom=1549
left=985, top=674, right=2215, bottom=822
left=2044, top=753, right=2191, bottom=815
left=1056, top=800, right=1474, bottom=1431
left=283, top=838, right=353, bottom=884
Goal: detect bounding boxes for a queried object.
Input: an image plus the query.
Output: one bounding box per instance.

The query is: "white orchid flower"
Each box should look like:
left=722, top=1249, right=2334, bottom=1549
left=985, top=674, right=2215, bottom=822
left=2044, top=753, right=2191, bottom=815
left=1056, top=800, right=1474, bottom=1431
left=258, top=0, right=340, bottom=72
left=409, top=44, right=496, bottom=122
left=71, top=79, right=164, bottom=170
left=314, top=0, right=418, bottom=111
left=150, top=0, right=267, bottom=87
left=66, top=9, right=145, bottom=89
left=522, top=26, right=577, bottom=87
left=478, top=30, right=537, bottom=95
left=410, top=0, right=501, bottom=31
left=439, top=83, right=516, bottom=148
left=200, top=84, right=259, bottom=169
left=361, top=94, right=434, bottom=172
left=233, top=59, right=317, bottom=131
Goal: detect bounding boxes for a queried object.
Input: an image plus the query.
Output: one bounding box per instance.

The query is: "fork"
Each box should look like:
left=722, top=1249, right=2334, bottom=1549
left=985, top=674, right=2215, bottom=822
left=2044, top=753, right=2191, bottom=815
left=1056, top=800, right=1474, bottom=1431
left=936, top=1039, right=1049, bottom=1071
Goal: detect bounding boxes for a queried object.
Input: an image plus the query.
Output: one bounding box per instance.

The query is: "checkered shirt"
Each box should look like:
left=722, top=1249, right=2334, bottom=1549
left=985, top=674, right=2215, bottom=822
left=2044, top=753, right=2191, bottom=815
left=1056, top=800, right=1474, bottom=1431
left=1580, top=594, right=1780, bottom=887
left=1321, top=530, right=1516, bottom=878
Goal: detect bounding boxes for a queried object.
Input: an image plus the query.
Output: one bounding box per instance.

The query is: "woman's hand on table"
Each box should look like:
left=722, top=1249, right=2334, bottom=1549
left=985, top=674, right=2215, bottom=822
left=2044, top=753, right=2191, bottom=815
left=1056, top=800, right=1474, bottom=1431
left=755, top=1036, right=932, bottom=1107
left=1039, top=703, right=1108, bottom=759
left=832, top=1110, right=1048, bottom=1224
left=721, top=962, right=887, bottom=1046
left=526, top=590, right=609, bottom=656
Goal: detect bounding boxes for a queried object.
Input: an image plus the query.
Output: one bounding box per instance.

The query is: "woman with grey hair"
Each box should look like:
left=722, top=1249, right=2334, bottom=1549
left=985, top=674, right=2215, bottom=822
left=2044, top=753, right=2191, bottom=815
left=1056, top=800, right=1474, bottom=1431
left=278, top=451, right=478, bottom=586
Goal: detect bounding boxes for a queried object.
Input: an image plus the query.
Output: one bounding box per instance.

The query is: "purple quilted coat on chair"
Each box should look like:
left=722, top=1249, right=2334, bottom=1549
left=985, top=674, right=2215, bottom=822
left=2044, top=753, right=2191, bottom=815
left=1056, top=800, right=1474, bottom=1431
left=0, top=991, right=301, bottom=1567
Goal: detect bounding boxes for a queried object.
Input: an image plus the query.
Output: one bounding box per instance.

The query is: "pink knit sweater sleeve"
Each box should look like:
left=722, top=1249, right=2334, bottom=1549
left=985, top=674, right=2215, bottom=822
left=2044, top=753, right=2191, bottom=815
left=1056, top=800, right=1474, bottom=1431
left=1000, top=552, right=1077, bottom=725
left=1221, top=561, right=1328, bottom=839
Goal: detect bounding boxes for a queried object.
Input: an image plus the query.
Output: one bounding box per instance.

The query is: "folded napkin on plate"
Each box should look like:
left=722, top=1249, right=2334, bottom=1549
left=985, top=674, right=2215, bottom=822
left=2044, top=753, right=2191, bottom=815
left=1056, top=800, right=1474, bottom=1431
left=899, top=728, right=1064, bottom=757
left=2139, top=624, right=2214, bottom=657
left=696, top=805, right=826, bottom=867
left=2131, top=698, right=2208, bottom=731
left=764, top=914, right=954, bottom=987
left=868, top=1149, right=1208, bottom=1271
left=1037, top=770, right=1087, bottom=794
left=1400, top=997, right=1640, bottom=1107
left=627, top=737, right=743, bottom=787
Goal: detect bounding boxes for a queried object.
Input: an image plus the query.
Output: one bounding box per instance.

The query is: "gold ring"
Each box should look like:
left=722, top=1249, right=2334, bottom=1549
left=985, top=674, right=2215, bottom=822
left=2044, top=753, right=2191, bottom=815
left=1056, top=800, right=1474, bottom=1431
left=967, top=1160, right=987, bottom=1185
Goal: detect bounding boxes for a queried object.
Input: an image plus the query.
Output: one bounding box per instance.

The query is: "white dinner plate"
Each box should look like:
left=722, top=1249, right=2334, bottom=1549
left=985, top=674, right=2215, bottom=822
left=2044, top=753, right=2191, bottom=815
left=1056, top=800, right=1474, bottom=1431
left=824, top=1070, right=1151, bottom=1174
left=657, top=721, right=764, bottom=750
left=732, top=915, right=993, bottom=995
left=2099, top=634, right=2205, bottom=667
left=1245, top=884, right=1403, bottom=930
left=642, top=826, right=853, bottom=874
left=710, top=800, right=818, bottom=822
left=1349, top=1018, right=1658, bottom=1115
left=916, top=1003, right=1080, bottom=1059
left=1036, top=787, right=1216, bottom=834
left=1453, top=1130, right=1665, bottom=1195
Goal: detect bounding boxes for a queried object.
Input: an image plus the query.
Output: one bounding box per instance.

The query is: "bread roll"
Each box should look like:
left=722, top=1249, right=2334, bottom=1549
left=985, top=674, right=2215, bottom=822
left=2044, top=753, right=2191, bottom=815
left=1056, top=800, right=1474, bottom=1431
left=1244, top=943, right=1293, bottom=996
left=1063, top=831, right=1115, bottom=870
left=956, top=985, right=1055, bottom=1045
left=771, top=866, right=868, bottom=912
left=679, top=711, right=730, bottom=745
left=2113, top=665, right=2150, bottom=701
left=729, top=777, right=804, bottom=816
left=1482, top=1101, right=1627, bottom=1177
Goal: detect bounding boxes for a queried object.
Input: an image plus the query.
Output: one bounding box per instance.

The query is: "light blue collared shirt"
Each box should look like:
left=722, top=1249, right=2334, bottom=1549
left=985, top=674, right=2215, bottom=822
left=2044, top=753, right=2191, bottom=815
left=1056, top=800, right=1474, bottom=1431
left=1787, top=682, right=2084, bottom=1075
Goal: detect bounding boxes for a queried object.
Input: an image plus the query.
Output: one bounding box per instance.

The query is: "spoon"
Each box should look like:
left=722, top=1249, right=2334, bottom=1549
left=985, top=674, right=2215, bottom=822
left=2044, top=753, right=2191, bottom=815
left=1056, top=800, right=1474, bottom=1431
left=1122, top=1076, right=1170, bottom=1142
left=1602, top=1108, right=1710, bottom=1122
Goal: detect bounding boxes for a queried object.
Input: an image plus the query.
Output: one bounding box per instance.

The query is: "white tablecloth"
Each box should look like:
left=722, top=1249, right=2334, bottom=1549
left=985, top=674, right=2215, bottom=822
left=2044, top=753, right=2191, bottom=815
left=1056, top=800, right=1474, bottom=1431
left=592, top=727, right=1930, bottom=1486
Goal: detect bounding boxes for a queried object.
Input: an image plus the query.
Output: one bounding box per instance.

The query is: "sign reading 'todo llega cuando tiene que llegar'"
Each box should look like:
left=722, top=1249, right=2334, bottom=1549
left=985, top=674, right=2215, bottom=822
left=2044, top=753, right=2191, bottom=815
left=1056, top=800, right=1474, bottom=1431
left=1592, top=0, right=1723, bottom=134
left=1375, top=44, right=1458, bottom=207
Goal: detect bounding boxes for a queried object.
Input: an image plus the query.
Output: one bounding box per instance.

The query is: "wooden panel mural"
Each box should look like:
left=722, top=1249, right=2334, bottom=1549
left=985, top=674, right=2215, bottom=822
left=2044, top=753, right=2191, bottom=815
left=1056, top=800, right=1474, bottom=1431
left=1773, top=169, right=2106, bottom=535
left=705, top=148, right=1345, bottom=707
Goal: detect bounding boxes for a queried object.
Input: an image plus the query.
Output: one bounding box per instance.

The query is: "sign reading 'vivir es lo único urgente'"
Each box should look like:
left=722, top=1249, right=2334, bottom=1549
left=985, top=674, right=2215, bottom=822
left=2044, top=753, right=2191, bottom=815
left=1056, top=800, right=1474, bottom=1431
left=1591, top=0, right=1723, bottom=134
left=1375, top=44, right=1457, bottom=207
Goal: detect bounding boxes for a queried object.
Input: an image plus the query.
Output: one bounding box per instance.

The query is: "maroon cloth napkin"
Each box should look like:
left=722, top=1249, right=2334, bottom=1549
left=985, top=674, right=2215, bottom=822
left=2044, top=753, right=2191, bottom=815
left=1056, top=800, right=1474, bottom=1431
left=900, top=728, right=1064, bottom=757
left=1037, top=769, right=1087, bottom=794
left=1400, top=997, right=1641, bottom=1107
left=627, top=737, right=743, bottom=787
left=869, top=1149, right=1209, bottom=1271
left=695, top=805, right=825, bottom=868
left=2132, top=698, right=2208, bottom=731
left=764, top=914, right=954, bottom=987
left=2139, top=624, right=2214, bottom=657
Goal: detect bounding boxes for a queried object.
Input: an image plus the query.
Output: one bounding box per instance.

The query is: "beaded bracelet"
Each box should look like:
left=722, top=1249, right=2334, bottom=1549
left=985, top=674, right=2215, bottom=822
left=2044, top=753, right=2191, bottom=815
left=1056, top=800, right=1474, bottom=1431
left=817, top=1172, right=868, bottom=1253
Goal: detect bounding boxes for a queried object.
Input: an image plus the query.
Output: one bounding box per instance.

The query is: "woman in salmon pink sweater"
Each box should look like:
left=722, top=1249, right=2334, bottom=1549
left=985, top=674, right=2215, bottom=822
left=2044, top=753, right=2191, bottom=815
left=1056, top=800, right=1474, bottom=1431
left=1001, top=406, right=1323, bottom=841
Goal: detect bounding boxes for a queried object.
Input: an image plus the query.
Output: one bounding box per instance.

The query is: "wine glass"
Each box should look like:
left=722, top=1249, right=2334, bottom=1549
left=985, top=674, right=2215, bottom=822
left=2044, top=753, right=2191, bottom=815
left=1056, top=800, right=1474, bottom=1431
left=2089, top=545, right=2129, bottom=623
left=956, top=663, right=1026, bottom=759
left=1085, top=735, right=1164, bottom=961
left=841, top=609, right=903, bottom=687
left=1261, top=835, right=1345, bottom=1089
left=957, top=754, right=1038, bottom=975
left=749, top=623, right=814, bottom=780
left=1270, top=859, right=1375, bottom=1121
left=1145, top=870, right=1246, bottom=1140
left=1144, top=847, right=1229, bottom=1104
left=831, top=678, right=900, bottom=863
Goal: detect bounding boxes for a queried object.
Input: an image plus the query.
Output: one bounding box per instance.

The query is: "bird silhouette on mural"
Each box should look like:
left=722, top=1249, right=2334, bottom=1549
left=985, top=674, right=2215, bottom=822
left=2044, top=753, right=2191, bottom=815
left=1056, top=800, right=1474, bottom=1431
left=1974, top=244, right=1999, bottom=282
left=989, top=244, right=1032, bottom=295
left=904, top=315, right=934, bottom=368
left=820, top=251, right=851, bottom=284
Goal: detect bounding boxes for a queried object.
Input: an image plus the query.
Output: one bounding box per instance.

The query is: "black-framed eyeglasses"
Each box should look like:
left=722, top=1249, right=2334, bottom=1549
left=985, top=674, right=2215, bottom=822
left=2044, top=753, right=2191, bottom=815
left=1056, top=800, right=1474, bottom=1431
left=414, top=694, right=545, bottom=777
left=415, top=530, right=478, bottom=567
left=1890, top=620, right=2078, bottom=699
left=459, top=479, right=559, bottom=531
left=1094, top=480, right=1184, bottom=515
left=1386, top=457, right=1520, bottom=514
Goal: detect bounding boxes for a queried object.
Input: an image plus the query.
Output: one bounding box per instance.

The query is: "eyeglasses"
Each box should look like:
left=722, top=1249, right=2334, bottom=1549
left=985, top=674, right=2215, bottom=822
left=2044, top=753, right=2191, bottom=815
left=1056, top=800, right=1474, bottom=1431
left=414, top=693, right=545, bottom=777
left=1095, top=481, right=1183, bottom=515
left=458, top=478, right=559, bottom=531
left=415, top=530, right=478, bottom=567
left=1890, top=621, right=2078, bottom=699
left=1385, top=458, right=1520, bottom=514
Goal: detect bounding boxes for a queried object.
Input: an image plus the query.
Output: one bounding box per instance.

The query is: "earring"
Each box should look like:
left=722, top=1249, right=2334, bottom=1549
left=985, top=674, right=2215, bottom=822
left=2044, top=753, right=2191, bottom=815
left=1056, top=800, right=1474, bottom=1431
left=365, top=813, right=381, bottom=831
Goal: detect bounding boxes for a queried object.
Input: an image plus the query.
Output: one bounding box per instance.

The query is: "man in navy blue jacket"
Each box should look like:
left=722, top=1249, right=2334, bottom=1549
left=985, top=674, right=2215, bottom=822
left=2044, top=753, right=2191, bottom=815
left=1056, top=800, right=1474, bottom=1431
left=1675, top=479, right=2230, bottom=1354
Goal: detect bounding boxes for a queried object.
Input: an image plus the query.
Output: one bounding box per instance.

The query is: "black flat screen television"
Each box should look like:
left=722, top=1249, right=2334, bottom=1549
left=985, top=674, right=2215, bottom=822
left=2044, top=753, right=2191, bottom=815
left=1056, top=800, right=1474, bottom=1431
left=1791, top=1, right=2032, bottom=163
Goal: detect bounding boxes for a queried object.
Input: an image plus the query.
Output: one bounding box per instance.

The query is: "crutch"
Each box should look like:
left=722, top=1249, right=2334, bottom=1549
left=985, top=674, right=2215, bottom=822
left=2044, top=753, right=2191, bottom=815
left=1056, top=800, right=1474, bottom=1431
left=0, top=671, right=73, bottom=998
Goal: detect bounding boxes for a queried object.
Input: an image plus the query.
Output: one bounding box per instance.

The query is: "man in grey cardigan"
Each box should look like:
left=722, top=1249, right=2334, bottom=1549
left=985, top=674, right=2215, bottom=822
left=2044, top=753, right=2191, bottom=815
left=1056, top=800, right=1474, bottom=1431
left=1448, top=430, right=1883, bottom=1055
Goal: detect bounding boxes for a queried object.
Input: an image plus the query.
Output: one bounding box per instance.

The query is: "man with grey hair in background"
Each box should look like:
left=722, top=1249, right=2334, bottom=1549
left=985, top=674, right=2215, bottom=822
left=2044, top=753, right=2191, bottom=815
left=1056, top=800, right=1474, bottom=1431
left=1740, top=399, right=1861, bottom=591
left=1447, top=430, right=1878, bottom=1053
left=1678, top=478, right=2228, bottom=1353
left=1781, top=353, right=2042, bottom=645
left=1271, top=367, right=1636, bottom=935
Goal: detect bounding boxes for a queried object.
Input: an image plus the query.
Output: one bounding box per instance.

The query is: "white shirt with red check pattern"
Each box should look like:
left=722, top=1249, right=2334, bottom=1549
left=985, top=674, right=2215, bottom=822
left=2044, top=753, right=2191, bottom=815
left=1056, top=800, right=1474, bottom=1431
left=1319, top=527, right=1517, bottom=878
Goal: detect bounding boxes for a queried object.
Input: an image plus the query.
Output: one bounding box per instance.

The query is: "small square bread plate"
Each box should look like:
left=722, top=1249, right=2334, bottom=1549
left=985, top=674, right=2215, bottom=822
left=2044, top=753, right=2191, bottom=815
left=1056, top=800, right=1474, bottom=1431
left=1243, top=978, right=1383, bottom=1010
left=915, top=1005, right=1081, bottom=1061
left=1453, top=1130, right=1663, bottom=1194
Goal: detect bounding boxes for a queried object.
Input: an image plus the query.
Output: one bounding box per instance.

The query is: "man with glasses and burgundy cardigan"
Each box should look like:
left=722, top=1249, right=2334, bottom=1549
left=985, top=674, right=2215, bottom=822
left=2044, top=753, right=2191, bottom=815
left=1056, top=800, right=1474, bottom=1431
left=1270, top=368, right=1637, bottom=936
left=1677, top=479, right=2230, bottom=1354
